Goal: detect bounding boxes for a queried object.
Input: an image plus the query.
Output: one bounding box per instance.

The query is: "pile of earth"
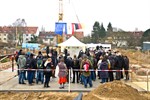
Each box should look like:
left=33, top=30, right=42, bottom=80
left=83, top=81, right=148, bottom=100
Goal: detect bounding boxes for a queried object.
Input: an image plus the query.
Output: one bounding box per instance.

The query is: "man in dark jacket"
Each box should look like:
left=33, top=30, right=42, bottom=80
left=27, top=53, right=36, bottom=85
left=123, top=55, right=129, bottom=80
left=72, top=55, right=80, bottom=83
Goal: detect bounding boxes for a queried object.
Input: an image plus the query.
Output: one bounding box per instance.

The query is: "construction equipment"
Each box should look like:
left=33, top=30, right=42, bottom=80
left=57, top=0, right=64, bottom=44
left=58, top=0, right=63, bottom=21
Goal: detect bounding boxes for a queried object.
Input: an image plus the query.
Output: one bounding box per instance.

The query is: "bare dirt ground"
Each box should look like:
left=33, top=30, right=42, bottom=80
left=0, top=81, right=150, bottom=100
left=0, top=92, right=79, bottom=100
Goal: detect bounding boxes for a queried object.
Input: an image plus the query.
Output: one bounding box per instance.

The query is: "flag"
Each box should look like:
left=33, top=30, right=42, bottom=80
left=72, top=23, right=75, bottom=35
left=75, top=23, right=82, bottom=29
left=71, top=23, right=82, bottom=35
left=55, top=22, right=67, bottom=36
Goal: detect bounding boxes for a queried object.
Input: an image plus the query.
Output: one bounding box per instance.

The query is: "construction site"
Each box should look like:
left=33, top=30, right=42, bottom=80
left=0, top=49, right=150, bottom=100
left=0, top=0, right=150, bottom=100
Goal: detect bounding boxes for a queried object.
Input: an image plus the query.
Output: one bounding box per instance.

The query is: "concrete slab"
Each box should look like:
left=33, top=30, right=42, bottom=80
left=0, top=65, right=148, bottom=92
left=132, top=82, right=150, bottom=92
left=0, top=76, right=100, bottom=92
left=0, top=65, right=17, bottom=85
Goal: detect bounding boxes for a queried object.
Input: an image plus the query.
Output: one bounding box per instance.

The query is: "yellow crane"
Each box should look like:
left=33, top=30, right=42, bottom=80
left=57, top=0, right=64, bottom=43
left=58, top=0, right=63, bottom=21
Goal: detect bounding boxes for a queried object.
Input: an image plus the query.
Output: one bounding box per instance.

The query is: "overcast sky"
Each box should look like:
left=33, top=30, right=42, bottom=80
left=0, top=0, right=150, bottom=35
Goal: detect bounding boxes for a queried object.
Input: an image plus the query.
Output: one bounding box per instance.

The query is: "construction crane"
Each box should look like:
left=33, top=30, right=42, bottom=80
left=58, top=0, right=63, bottom=21
left=57, top=0, right=64, bottom=43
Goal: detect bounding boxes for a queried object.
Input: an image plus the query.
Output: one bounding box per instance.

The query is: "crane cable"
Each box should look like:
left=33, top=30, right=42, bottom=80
left=69, top=0, right=80, bottom=23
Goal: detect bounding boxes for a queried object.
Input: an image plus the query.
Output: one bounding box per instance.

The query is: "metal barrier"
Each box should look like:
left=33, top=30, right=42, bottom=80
left=147, top=70, right=150, bottom=92
left=0, top=54, right=15, bottom=72
left=130, top=68, right=150, bottom=92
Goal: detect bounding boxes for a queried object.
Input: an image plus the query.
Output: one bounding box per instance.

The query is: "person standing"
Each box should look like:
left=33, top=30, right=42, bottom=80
left=72, top=55, right=80, bottom=83
left=27, top=53, right=36, bottom=85
left=17, top=51, right=26, bottom=84
left=58, top=58, right=68, bottom=89
left=15, top=49, right=22, bottom=75
left=97, top=56, right=103, bottom=79
left=99, top=57, right=109, bottom=83
left=123, top=55, right=130, bottom=80
left=80, top=54, right=93, bottom=88
left=36, top=56, right=44, bottom=84
left=44, top=58, right=53, bottom=88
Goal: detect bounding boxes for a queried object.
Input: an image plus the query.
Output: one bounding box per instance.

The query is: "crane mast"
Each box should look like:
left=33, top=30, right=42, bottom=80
left=59, top=0, right=63, bottom=21
left=57, top=0, right=64, bottom=43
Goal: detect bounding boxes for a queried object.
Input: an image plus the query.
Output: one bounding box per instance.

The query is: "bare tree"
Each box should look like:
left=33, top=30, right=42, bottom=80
left=7, top=26, right=16, bottom=45
left=13, top=18, right=27, bottom=46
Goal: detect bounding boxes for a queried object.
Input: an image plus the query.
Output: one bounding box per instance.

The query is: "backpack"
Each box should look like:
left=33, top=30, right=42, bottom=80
left=73, top=58, right=79, bottom=68
left=25, top=57, right=31, bottom=68
left=108, top=56, right=116, bottom=69
left=89, top=57, right=94, bottom=66
left=83, top=61, right=90, bottom=72
left=37, top=58, right=43, bottom=69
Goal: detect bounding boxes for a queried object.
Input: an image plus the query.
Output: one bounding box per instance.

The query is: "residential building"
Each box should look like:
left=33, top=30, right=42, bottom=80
left=22, top=27, right=38, bottom=43
left=0, top=26, right=14, bottom=43
left=0, top=26, right=38, bottom=43
left=0, top=32, right=8, bottom=43
left=39, top=31, right=84, bottom=46
left=105, top=31, right=144, bottom=47
left=39, top=31, right=57, bottom=46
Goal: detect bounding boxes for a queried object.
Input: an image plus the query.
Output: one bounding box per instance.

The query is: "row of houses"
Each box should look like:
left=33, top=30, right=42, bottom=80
left=0, top=26, right=84, bottom=46
left=105, top=31, right=144, bottom=47
left=1, top=26, right=146, bottom=49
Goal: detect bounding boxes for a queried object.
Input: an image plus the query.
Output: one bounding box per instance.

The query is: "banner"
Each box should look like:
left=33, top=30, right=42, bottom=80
left=55, top=22, right=67, bottom=36
left=71, top=23, right=82, bottom=35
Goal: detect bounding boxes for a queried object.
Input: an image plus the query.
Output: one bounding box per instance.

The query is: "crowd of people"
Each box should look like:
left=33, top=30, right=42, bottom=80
left=15, top=46, right=129, bottom=89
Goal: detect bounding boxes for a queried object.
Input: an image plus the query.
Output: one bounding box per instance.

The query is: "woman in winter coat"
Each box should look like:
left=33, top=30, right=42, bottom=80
left=57, top=57, right=68, bottom=89
left=99, top=58, right=109, bottom=83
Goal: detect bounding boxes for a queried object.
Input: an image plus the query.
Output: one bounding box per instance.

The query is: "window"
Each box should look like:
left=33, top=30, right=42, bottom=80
left=26, top=34, right=28, bottom=36
left=4, top=38, right=6, bottom=40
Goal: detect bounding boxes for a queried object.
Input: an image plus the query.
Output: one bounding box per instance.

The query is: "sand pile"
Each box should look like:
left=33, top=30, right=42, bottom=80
left=83, top=81, right=148, bottom=100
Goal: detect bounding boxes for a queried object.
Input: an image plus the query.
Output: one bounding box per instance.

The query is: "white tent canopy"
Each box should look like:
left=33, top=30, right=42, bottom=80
left=58, top=36, right=86, bottom=57
left=58, top=36, right=86, bottom=47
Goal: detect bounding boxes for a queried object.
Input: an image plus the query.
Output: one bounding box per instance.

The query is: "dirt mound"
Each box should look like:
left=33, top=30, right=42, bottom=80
left=83, top=81, right=147, bottom=100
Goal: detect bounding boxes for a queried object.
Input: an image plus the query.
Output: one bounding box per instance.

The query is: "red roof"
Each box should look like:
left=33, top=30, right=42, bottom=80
left=0, top=26, right=38, bottom=34
left=24, top=27, right=38, bottom=34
